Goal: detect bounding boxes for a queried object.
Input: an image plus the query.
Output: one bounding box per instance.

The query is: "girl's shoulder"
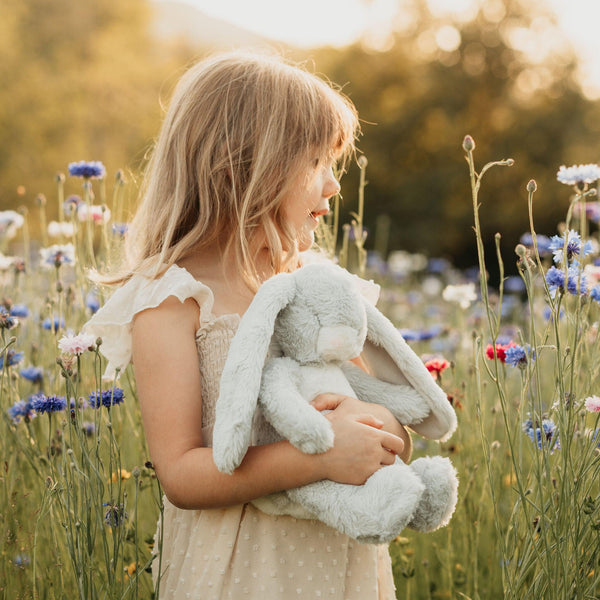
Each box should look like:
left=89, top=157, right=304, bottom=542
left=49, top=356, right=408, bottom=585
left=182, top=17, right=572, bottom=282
left=83, top=264, right=214, bottom=379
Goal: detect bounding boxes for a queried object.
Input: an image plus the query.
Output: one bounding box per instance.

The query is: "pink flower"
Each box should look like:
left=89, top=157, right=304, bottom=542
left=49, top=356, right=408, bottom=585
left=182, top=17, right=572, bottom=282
left=584, top=396, right=600, bottom=413
left=58, top=333, right=96, bottom=356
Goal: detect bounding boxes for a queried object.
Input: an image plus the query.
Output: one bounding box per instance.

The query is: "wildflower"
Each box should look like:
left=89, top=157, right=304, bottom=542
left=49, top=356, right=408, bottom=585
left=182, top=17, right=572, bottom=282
left=442, top=283, right=477, bottom=309
left=424, top=357, right=450, bottom=379
left=85, top=291, right=100, bottom=314
left=13, top=554, right=31, bottom=568
left=399, top=324, right=443, bottom=341
left=58, top=332, right=96, bottom=356
left=504, top=276, right=525, bottom=294
left=548, top=230, right=593, bottom=265
left=89, top=387, right=125, bottom=409
left=590, top=285, right=600, bottom=303
left=30, top=393, right=67, bottom=414
left=522, top=417, right=559, bottom=450
left=486, top=342, right=515, bottom=363
left=0, top=350, right=24, bottom=368
left=545, top=264, right=588, bottom=296
left=519, top=232, right=552, bottom=256
left=112, top=223, right=129, bottom=238
left=77, top=203, right=111, bottom=224
left=39, top=244, right=75, bottom=269
left=111, top=468, right=131, bottom=483
left=0, top=210, right=24, bottom=239
left=68, top=160, right=106, bottom=179
left=505, top=344, right=535, bottom=369
left=63, top=195, right=82, bottom=217
left=103, top=502, right=128, bottom=527
left=0, top=306, right=17, bottom=329
left=0, top=253, right=15, bottom=271
left=7, top=398, right=36, bottom=424
left=82, top=421, right=95, bottom=437
left=47, top=221, right=74, bottom=238
left=10, top=304, right=29, bottom=318
left=574, top=201, right=600, bottom=224
left=557, top=164, right=600, bottom=187
left=427, top=257, right=451, bottom=274
left=42, top=317, right=65, bottom=331
left=20, top=366, right=43, bottom=384
left=584, top=396, right=600, bottom=413
left=124, top=562, right=137, bottom=579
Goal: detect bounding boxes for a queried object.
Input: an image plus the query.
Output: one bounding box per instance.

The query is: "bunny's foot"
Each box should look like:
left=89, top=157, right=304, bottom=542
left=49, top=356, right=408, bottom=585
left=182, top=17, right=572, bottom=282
left=407, top=456, right=458, bottom=533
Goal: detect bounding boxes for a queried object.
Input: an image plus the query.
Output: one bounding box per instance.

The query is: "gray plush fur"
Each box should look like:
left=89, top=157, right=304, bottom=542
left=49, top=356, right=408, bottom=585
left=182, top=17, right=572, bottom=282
left=213, top=262, right=458, bottom=543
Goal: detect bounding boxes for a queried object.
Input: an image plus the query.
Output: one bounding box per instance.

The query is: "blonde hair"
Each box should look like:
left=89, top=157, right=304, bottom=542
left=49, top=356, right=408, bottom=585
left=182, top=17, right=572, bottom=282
left=107, top=50, right=359, bottom=286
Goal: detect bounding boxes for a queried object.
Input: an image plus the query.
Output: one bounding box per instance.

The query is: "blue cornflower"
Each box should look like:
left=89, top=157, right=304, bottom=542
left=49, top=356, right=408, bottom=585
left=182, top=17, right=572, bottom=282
left=63, top=195, right=82, bottom=218
left=30, top=393, right=67, bottom=414
left=543, top=306, right=565, bottom=321
left=13, top=554, right=31, bottom=568
left=0, top=350, right=24, bottom=369
left=545, top=264, right=588, bottom=296
left=42, top=316, right=65, bottom=331
left=20, top=366, right=44, bottom=384
left=82, top=421, right=95, bottom=437
left=504, top=276, right=526, bottom=294
left=519, top=232, right=552, bottom=256
left=505, top=344, right=535, bottom=369
left=427, top=257, right=451, bottom=274
left=0, top=306, right=17, bottom=329
left=522, top=417, right=559, bottom=450
left=548, top=230, right=593, bottom=265
left=10, top=304, right=29, bottom=318
left=7, top=398, right=36, bottom=424
left=591, top=285, right=600, bottom=303
left=86, top=291, right=100, bottom=314
left=103, top=502, right=128, bottom=527
left=399, top=324, right=443, bottom=342
left=89, top=387, right=125, bottom=409
left=68, top=160, right=106, bottom=179
left=111, top=223, right=129, bottom=238
left=557, top=164, right=600, bottom=187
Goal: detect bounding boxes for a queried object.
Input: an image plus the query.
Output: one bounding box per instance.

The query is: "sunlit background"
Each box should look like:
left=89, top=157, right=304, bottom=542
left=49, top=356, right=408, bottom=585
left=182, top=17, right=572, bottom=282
left=3, top=0, right=600, bottom=273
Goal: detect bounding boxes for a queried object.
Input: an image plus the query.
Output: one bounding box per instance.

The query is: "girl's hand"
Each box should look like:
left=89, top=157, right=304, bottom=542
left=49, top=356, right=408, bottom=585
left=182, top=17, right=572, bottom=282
left=312, top=394, right=406, bottom=485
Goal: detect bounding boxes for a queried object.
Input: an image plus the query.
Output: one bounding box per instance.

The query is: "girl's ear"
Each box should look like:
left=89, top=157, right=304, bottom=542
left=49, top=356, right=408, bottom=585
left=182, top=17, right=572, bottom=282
left=363, top=299, right=457, bottom=441
left=212, top=272, right=297, bottom=474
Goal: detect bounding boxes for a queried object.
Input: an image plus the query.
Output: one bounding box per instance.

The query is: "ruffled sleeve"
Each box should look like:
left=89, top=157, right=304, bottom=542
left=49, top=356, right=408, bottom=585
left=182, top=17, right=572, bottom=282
left=83, top=265, right=213, bottom=380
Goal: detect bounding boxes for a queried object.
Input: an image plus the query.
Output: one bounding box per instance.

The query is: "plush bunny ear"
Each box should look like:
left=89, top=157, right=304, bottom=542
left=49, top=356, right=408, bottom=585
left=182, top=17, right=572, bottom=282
left=362, top=300, right=457, bottom=441
left=212, top=272, right=297, bottom=474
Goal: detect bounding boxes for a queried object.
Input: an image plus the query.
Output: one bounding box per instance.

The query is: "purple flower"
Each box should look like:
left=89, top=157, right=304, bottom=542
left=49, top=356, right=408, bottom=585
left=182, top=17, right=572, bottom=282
left=505, top=344, right=535, bottom=369
left=10, top=304, right=29, bottom=318
left=82, top=421, right=95, bottom=437
left=548, top=230, right=593, bottom=265
left=111, top=223, right=129, bottom=238
left=545, top=264, right=588, bottom=296
left=20, top=366, right=44, bottom=383
left=103, top=502, right=128, bottom=527
left=42, top=316, right=65, bottom=331
left=30, top=393, right=67, bottom=414
left=0, top=307, right=17, bottom=329
left=7, top=398, right=36, bottom=424
left=89, top=387, right=125, bottom=409
left=85, top=291, right=100, bottom=314
left=519, top=233, right=552, bottom=256
left=68, top=161, right=106, bottom=179
left=63, top=195, right=82, bottom=218
left=0, top=350, right=24, bottom=369
left=522, top=417, right=559, bottom=450
left=399, top=324, right=443, bottom=341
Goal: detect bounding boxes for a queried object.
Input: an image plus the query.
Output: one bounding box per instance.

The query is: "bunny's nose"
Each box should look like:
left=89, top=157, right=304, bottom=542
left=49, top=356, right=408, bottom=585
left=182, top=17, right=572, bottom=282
left=317, top=326, right=362, bottom=361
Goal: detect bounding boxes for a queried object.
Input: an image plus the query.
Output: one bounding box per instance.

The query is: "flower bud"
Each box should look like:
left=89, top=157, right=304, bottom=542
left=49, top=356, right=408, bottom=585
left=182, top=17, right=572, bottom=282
left=515, top=244, right=527, bottom=258
left=506, top=158, right=515, bottom=167
left=36, top=194, right=47, bottom=207
left=462, top=135, right=475, bottom=151
left=527, top=179, right=537, bottom=193
left=357, top=155, right=368, bottom=169
left=55, top=173, right=65, bottom=183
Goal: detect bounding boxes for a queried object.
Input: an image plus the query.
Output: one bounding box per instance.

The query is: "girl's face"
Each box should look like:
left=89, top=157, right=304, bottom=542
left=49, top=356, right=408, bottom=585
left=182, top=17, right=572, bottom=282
left=282, top=158, right=341, bottom=252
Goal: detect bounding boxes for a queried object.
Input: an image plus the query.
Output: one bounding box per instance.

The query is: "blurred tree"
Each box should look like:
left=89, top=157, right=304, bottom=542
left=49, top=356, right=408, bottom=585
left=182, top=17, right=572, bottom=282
left=0, top=0, right=188, bottom=223
left=309, top=0, right=600, bottom=275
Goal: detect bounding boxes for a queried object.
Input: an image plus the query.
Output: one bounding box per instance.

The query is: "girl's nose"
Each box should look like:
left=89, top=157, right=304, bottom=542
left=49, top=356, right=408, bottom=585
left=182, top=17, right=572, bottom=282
left=324, top=169, right=341, bottom=199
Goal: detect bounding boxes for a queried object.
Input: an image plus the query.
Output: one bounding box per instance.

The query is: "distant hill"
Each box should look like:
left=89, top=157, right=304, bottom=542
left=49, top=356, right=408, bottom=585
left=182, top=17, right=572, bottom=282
left=150, top=0, right=284, bottom=49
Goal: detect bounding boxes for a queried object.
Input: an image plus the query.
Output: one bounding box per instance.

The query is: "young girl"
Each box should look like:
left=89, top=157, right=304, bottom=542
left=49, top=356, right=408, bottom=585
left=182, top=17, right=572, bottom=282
left=85, top=51, right=411, bottom=599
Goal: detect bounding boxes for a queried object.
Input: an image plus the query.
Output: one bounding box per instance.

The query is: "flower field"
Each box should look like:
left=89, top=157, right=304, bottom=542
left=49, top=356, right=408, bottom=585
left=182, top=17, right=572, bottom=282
left=2, top=142, right=600, bottom=599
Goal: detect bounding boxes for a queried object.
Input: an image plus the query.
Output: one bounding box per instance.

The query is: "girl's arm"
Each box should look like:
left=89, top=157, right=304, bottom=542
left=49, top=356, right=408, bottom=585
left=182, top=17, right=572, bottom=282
left=132, top=296, right=405, bottom=511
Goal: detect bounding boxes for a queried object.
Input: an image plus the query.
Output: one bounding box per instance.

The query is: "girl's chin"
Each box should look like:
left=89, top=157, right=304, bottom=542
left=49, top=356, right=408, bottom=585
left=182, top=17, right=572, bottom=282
left=297, top=230, right=315, bottom=252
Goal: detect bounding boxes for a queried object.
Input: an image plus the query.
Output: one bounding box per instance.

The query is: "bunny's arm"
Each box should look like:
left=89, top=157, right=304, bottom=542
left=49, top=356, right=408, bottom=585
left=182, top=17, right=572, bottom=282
left=340, top=361, right=430, bottom=426
left=260, top=357, right=335, bottom=454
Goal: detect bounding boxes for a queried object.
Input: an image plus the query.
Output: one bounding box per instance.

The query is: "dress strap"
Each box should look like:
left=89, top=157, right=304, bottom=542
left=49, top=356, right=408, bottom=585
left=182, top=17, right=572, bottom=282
left=83, top=264, right=213, bottom=379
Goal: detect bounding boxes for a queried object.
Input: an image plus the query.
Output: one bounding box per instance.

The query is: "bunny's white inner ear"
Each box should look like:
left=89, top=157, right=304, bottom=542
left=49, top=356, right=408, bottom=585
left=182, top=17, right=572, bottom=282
left=363, top=301, right=457, bottom=441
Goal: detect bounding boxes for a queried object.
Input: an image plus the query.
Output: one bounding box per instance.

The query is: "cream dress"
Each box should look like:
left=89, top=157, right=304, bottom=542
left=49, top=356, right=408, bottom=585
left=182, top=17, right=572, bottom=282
left=84, top=264, right=397, bottom=600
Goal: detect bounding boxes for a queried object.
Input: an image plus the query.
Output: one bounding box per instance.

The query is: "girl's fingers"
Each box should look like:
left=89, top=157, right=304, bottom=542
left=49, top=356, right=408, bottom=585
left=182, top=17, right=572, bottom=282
left=380, top=431, right=405, bottom=456
left=310, top=393, right=344, bottom=411
left=354, top=413, right=384, bottom=429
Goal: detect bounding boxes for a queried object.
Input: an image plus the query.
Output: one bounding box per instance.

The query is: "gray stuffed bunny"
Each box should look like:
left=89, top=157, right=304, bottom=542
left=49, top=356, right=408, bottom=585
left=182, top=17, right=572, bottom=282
left=213, top=262, right=458, bottom=544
